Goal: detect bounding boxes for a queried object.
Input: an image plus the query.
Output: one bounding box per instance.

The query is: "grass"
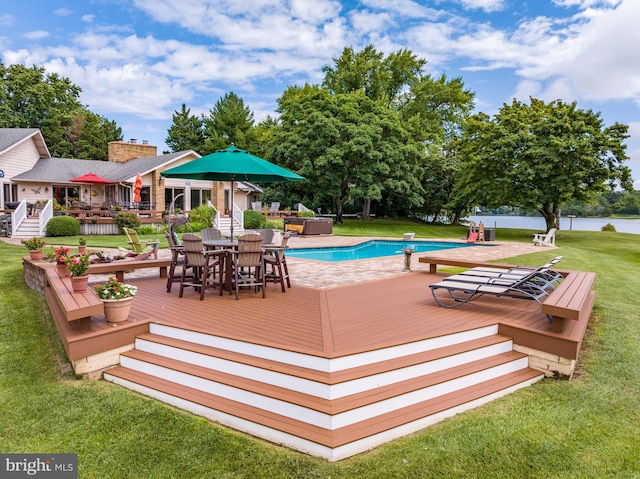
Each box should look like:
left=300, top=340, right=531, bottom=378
left=2, top=220, right=640, bottom=478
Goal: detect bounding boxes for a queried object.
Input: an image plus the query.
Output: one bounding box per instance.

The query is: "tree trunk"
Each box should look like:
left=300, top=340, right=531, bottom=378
left=334, top=197, right=344, bottom=224
left=362, top=199, right=371, bottom=220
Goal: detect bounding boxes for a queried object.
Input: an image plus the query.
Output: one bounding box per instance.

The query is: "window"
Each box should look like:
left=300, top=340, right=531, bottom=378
left=165, top=188, right=184, bottom=211
left=52, top=185, right=80, bottom=208
left=190, top=188, right=212, bottom=209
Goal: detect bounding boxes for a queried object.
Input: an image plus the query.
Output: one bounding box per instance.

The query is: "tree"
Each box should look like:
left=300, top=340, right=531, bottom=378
left=322, top=45, right=425, bottom=109
left=272, top=85, right=424, bottom=223
left=56, top=109, right=122, bottom=161
left=165, top=104, right=205, bottom=153
left=0, top=62, right=121, bottom=160
left=202, top=92, right=255, bottom=153
left=457, top=98, right=632, bottom=230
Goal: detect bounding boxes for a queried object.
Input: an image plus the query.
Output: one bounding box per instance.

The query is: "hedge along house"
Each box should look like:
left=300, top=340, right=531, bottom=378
left=1, top=129, right=261, bottom=230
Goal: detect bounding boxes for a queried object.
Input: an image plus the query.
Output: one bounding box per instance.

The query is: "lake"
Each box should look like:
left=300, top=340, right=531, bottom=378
left=469, top=215, right=640, bottom=235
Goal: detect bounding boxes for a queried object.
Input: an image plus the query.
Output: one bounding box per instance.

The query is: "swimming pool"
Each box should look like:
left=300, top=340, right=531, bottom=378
left=286, top=240, right=477, bottom=262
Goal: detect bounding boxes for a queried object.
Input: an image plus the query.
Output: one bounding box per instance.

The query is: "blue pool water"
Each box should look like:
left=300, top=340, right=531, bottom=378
left=286, top=240, right=477, bottom=262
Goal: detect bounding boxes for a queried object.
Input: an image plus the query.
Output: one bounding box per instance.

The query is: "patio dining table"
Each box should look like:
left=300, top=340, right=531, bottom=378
left=203, top=239, right=238, bottom=293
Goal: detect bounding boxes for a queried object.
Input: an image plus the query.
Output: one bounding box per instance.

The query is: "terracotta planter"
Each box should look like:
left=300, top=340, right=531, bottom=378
left=103, top=298, right=133, bottom=323
left=56, top=263, right=70, bottom=278
left=29, top=250, right=43, bottom=261
left=70, top=275, right=89, bottom=293
left=78, top=245, right=87, bottom=254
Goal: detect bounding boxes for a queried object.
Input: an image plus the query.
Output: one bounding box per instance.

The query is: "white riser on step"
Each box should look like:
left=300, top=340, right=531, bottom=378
left=118, top=353, right=530, bottom=430
left=133, top=336, right=514, bottom=400
left=148, top=322, right=500, bottom=373
left=104, top=366, right=541, bottom=462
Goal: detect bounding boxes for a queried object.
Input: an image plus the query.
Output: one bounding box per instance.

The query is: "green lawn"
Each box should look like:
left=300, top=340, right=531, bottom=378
left=1, top=221, right=639, bottom=478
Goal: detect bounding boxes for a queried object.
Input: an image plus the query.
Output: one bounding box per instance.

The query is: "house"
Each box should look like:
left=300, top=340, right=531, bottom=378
left=0, top=129, right=261, bottom=235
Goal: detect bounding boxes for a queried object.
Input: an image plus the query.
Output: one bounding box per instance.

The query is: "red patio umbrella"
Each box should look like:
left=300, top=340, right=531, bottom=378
left=70, top=173, right=112, bottom=207
left=133, top=173, right=142, bottom=203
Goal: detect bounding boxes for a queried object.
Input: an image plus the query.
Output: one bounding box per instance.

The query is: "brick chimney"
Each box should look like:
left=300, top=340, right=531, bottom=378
left=108, top=139, right=157, bottom=163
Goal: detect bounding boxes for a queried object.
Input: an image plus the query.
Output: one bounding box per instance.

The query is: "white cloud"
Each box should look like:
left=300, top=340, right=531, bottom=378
left=0, top=14, right=12, bottom=26
left=22, top=31, right=50, bottom=40
left=54, top=8, right=73, bottom=16
left=456, top=0, right=506, bottom=12
left=82, top=15, right=95, bottom=23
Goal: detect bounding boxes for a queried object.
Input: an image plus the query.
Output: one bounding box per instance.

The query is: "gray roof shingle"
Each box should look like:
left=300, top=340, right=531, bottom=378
left=12, top=151, right=197, bottom=183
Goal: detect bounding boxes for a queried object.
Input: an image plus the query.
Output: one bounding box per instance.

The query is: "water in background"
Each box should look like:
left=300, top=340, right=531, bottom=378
left=469, top=215, right=640, bottom=235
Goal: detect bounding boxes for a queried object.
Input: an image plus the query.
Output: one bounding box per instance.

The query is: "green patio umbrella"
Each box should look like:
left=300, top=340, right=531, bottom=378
left=161, top=146, right=305, bottom=237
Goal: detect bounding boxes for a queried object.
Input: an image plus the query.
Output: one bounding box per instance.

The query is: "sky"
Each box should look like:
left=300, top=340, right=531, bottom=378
left=1, top=0, right=640, bottom=187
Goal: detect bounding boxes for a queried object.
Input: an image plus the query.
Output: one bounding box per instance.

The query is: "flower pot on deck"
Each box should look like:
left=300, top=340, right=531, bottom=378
left=78, top=245, right=87, bottom=254
left=103, top=297, right=133, bottom=323
left=29, top=250, right=43, bottom=261
left=70, top=275, right=89, bottom=293
left=56, top=263, right=70, bottom=278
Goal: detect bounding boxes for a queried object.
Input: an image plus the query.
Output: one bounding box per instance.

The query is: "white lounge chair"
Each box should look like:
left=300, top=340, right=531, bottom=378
left=533, top=228, right=556, bottom=246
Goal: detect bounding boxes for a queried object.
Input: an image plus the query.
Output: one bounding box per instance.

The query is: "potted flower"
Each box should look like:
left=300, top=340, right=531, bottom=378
left=94, top=276, right=137, bottom=323
left=78, top=236, right=87, bottom=254
left=22, top=237, right=46, bottom=260
left=66, top=253, right=91, bottom=292
left=53, top=246, right=71, bottom=277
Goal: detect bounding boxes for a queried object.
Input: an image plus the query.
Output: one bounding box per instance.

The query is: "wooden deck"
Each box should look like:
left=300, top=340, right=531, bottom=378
left=55, top=270, right=587, bottom=370
left=42, top=259, right=594, bottom=460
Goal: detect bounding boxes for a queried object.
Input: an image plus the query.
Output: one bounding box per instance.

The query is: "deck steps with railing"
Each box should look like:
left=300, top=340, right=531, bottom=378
left=104, top=322, right=544, bottom=461
left=11, top=217, right=41, bottom=239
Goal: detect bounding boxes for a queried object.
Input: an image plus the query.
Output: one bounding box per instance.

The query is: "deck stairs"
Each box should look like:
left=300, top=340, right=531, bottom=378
left=215, top=216, right=244, bottom=237
left=11, top=217, right=42, bottom=239
left=104, top=322, right=544, bottom=461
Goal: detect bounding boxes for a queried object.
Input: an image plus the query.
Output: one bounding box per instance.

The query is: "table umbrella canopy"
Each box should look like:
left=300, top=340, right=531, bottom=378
left=70, top=173, right=112, bottom=185
left=161, top=146, right=305, bottom=237
left=70, top=173, right=112, bottom=206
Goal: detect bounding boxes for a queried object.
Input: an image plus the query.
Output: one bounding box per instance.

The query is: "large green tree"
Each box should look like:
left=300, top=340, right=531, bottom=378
left=0, top=62, right=121, bottom=159
left=457, top=98, right=632, bottom=230
left=165, top=103, right=205, bottom=153
left=56, top=109, right=122, bottom=161
left=202, top=92, right=255, bottom=153
left=401, top=74, right=475, bottom=223
left=272, top=85, right=424, bottom=223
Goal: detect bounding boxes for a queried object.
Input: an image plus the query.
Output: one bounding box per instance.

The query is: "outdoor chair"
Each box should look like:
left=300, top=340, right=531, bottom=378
left=178, top=233, right=226, bottom=300
left=430, top=270, right=552, bottom=310
left=165, top=231, right=190, bottom=293
left=533, top=228, right=557, bottom=246
left=169, top=216, right=188, bottom=246
left=232, top=233, right=265, bottom=300
left=462, top=256, right=564, bottom=289
left=263, top=231, right=291, bottom=292
left=257, top=229, right=275, bottom=245
left=120, top=227, right=159, bottom=260
left=201, top=227, right=223, bottom=242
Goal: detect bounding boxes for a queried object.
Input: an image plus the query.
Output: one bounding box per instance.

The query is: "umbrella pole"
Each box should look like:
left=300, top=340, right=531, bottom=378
left=229, top=182, right=234, bottom=238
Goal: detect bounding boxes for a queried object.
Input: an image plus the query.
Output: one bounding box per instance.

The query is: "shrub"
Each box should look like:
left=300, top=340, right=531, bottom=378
left=137, top=225, right=156, bottom=235
left=185, top=221, right=206, bottom=232
left=114, top=212, right=140, bottom=231
left=297, top=210, right=316, bottom=218
left=46, top=216, right=80, bottom=237
left=266, top=219, right=282, bottom=229
left=601, top=223, right=617, bottom=232
left=244, top=210, right=266, bottom=229
left=188, top=205, right=216, bottom=228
